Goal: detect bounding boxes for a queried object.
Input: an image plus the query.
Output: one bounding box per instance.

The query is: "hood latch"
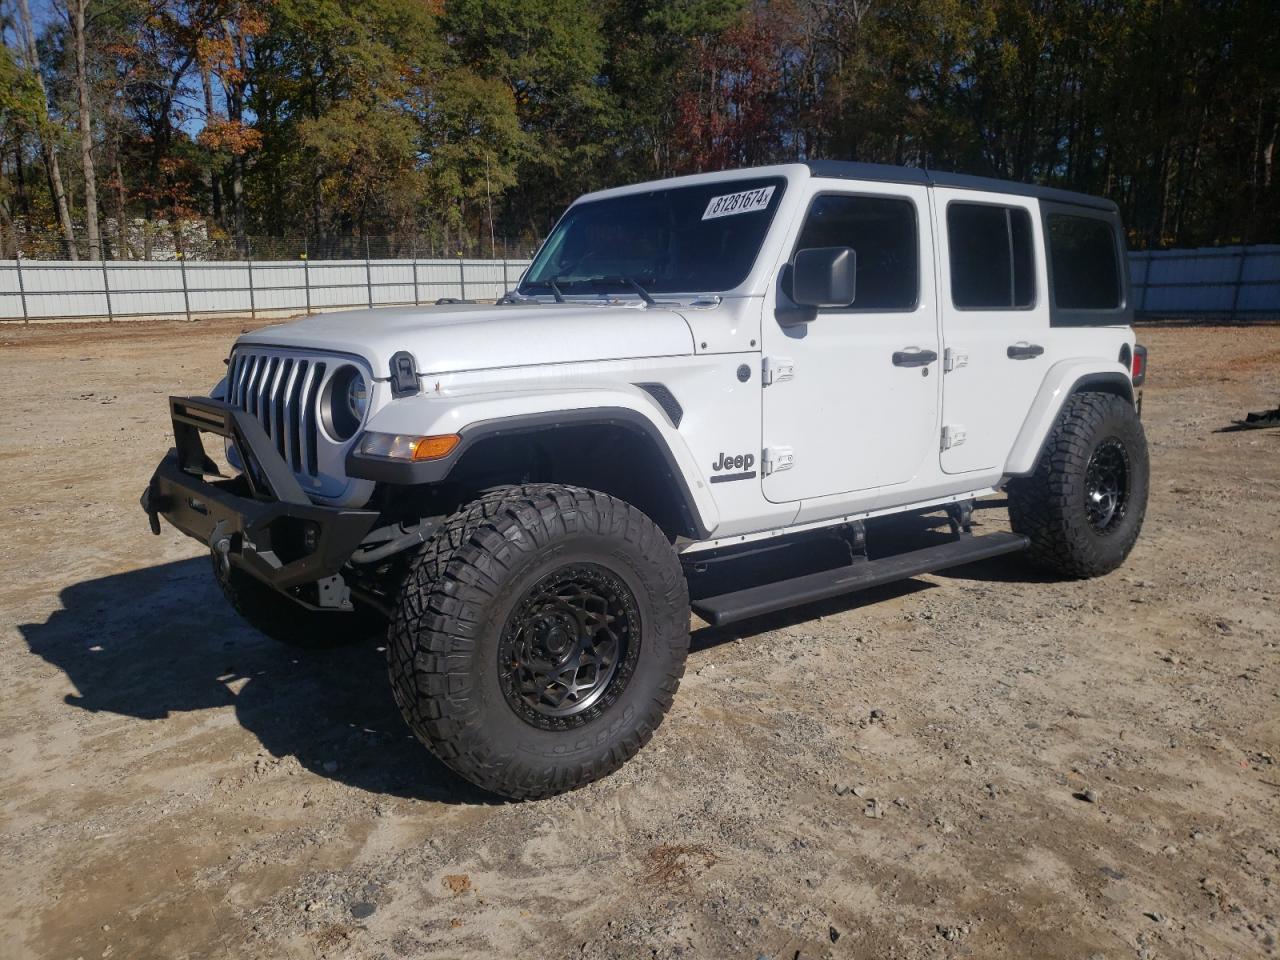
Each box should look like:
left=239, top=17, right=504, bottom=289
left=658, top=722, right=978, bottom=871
left=389, top=351, right=419, bottom=397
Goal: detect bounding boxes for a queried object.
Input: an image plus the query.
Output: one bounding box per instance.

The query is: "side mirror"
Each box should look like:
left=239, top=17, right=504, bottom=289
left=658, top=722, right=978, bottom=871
left=791, top=246, right=856, bottom=308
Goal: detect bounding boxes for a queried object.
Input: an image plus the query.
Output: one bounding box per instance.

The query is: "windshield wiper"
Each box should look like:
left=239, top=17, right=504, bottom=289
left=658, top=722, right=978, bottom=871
left=520, top=278, right=565, bottom=303
left=589, top=275, right=655, bottom=306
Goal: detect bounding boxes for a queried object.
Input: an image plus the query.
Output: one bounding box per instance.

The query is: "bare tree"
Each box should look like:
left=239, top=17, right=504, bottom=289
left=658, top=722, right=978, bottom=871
left=199, top=62, right=223, bottom=221
left=220, top=13, right=251, bottom=243
left=68, top=0, right=101, bottom=259
left=14, top=0, right=78, bottom=259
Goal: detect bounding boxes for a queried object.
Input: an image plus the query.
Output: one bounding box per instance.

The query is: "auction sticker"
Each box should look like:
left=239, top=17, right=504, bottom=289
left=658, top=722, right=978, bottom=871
left=702, top=185, right=776, bottom=220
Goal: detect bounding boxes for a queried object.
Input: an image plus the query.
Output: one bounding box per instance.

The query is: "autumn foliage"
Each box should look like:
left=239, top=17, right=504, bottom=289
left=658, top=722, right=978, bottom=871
left=1, top=0, right=1277, bottom=256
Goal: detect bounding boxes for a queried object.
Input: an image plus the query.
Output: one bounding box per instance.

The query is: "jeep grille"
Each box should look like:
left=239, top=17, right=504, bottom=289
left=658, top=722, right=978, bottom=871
left=225, top=347, right=368, bottom=498
left=228, top=349, right=324, bottom=476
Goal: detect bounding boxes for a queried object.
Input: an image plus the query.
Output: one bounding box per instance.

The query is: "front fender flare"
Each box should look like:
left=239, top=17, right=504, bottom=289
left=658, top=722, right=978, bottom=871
left=1004, top=361, right=1135, bottom=477
left=347, top=389, right=718, bottom=538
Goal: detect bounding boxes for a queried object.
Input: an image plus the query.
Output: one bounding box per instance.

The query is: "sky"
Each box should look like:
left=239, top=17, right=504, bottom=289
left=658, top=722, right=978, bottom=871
left=12, top=0, right=212, bottom=136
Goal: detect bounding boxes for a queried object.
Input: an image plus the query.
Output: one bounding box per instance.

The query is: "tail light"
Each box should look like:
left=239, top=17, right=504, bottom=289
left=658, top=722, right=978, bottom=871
left=1131, top=344, right=1147, bottom=386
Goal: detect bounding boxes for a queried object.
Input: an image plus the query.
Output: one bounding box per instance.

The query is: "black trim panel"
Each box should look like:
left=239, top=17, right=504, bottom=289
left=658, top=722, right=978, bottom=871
left=805, top=161, right=1117, bottom=212
left=635, top=382, right=683, bottom=427
left=346, top=407, right=711, bottom=539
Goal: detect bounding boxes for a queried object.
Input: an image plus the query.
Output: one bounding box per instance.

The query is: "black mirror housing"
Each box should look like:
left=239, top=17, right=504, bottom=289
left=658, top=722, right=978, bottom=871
left=791, top=246, right=856, bottom=308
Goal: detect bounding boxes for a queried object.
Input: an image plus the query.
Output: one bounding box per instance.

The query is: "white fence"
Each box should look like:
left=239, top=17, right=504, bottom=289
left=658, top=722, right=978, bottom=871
left=0, top=257, right=531, bottom=321
left=5, top=246, right=1279, bottom=322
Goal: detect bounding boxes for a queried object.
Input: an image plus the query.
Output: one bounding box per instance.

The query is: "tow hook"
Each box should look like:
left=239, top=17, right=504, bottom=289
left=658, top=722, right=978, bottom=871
left=140, top=482, right=162, bottom=535
left=209, top=520, right=232, bottom=577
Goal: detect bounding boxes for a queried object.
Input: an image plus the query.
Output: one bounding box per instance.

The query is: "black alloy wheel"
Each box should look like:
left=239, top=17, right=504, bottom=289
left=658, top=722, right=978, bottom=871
left=498, top=563, right=641, bottom=729
left=1083, top=437, right=1131, bottom=534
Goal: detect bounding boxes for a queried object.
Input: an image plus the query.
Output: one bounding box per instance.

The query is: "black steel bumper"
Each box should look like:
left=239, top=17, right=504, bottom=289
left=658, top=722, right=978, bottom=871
left=141, top=396, right=379, bottom=592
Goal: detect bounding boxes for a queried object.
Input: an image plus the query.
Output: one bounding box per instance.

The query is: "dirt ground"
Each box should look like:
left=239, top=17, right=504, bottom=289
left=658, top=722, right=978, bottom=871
left=1, top=317, right=1277, bottom=960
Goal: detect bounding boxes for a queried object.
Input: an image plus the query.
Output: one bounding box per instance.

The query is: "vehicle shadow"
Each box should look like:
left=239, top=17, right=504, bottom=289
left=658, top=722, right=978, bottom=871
left=21, top=532, right=1047, bottom=800
left=18, top=557, right=495, bottom=805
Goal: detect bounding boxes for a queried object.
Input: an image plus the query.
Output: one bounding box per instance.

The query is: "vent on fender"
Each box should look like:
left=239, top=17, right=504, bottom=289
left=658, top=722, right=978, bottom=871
left=635, top=383, right=683, bottom=428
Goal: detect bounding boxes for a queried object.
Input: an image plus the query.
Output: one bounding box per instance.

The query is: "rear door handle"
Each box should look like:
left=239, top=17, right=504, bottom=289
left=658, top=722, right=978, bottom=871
left=1007, top=342, right=1045, bottom=360
left=892, top=348, right=938, bottom=367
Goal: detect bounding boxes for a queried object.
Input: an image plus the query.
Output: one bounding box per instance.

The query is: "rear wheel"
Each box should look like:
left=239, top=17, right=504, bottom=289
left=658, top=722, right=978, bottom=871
left=387, top=484, right=689, bottom=800
left=214, top=558, right=384, bottom=648
left=1008, top=391, right=1149, bottom=578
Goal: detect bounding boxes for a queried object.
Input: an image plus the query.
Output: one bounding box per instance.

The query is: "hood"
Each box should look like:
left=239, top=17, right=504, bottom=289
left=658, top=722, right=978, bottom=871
left=237, top=301, right=696, bottom=377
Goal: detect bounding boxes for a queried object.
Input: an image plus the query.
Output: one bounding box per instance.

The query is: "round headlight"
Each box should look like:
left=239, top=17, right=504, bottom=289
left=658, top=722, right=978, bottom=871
left=322, top=365, right=368, bottom=441
left=346, top=371, right=369, bottom=422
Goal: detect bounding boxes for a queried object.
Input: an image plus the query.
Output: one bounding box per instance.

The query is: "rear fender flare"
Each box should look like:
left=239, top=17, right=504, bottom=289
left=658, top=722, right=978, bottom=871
left=1004, top=361, right=1135, bottom=477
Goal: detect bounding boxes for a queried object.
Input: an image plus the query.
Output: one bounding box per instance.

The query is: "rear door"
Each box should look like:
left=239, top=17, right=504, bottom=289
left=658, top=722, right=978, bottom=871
left=932, top=189, right=1048, bottom=474
left=761, top=184, right=939, bottom=503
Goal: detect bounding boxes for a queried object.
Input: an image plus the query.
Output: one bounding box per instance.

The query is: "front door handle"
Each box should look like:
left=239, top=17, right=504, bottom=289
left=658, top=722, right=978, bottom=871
left=1007, top=342, right=1045, bottom=360
left=892, top=348, right=938, bottom=367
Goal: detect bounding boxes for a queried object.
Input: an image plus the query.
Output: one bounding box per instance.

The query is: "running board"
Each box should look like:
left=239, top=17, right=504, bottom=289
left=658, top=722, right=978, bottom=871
left=691, top=531, right=1029, bottom=627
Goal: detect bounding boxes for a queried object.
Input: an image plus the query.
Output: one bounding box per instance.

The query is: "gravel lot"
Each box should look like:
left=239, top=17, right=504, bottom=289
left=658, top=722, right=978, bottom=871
left=1, top=318, right=1277, bottom=960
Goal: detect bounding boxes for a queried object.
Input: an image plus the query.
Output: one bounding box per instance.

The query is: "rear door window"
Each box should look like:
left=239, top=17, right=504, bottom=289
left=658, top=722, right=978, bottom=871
left=947, top=203, right=1035, bottom=309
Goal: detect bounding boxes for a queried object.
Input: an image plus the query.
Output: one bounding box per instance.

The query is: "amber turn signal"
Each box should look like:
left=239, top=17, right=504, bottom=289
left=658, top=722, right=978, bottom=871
left=411, top=434, right=461, bottom=460
left=359, top=431, right=461, bottom=461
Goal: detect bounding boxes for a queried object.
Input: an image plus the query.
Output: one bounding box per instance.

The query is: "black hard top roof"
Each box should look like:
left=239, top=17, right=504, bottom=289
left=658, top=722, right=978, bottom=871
left=805, top=160, right=1117, bottom=213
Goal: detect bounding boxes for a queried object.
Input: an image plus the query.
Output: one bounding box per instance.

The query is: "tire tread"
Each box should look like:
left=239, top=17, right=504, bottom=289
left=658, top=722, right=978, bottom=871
left=387, top=484, right=688, bottom=800
left=1008, top=391, right=1148, bottom=578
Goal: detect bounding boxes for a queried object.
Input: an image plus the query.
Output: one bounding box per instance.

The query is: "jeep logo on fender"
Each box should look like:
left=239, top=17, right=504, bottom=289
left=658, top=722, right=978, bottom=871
left=710, top=451, right=756, bottom=483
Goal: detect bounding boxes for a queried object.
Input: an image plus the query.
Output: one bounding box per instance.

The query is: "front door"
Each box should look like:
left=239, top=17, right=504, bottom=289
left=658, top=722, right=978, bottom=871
left=762, top=184, right=940, bottom=503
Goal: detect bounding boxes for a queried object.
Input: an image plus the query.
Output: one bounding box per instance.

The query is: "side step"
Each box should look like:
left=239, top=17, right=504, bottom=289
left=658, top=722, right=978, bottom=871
left=690, top=531, right=1029, bottom=627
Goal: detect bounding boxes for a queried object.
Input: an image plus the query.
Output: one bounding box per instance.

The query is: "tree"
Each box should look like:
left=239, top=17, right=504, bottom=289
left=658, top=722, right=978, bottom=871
left=67, top=0, right=102, bottom=258
left=3, top=0, right=1276, bottom=256
left=444, top=0, right=612, bottom=235
left=195, top=1, right=266, bottom=243
left=422, top=70, right=525, bottom=254
left=672, top=9, right=784, bottom=172
left=13, top=0, right=78, bottom=257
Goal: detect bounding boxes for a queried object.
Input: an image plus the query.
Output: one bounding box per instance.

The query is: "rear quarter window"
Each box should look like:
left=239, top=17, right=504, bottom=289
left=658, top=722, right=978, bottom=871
left=1047, top=213, right=1122, bottom=310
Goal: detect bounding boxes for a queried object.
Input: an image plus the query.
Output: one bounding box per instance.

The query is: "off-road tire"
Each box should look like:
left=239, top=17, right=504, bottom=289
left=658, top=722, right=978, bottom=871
left=1008, top=391, right=1149, bottom=578
left=214, top=558, right=384, bottom=648
left=387, top=484, right=689, bottom=800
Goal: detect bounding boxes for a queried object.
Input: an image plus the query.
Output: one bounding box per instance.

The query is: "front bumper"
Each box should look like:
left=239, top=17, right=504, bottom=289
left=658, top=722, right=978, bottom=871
left=141, top=396, right=379, bottom=595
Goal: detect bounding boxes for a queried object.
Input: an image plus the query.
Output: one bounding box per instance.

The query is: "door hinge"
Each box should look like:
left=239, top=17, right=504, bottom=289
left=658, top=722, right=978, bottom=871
left=762, top=445, right=795, bottom=476
left=943, top=347, right=968, bottom=373
left=762, top=356, right=794, bottom=386
left=941, top=424, right=967, bottom=450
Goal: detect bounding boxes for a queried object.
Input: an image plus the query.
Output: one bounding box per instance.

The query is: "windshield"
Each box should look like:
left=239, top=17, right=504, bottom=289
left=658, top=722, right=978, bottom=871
left=520, top=177, right=787, bottom=297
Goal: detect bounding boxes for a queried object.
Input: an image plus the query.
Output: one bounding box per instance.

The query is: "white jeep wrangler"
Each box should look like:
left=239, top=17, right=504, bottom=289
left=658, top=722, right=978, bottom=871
left=142, top=162, right=1149, bottom=799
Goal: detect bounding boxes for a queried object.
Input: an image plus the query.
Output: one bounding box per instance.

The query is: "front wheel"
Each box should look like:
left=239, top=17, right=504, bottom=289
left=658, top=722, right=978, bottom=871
left=387, top=485, right=690, bottom=800
left=1008, top=391, right=1149, bottom=578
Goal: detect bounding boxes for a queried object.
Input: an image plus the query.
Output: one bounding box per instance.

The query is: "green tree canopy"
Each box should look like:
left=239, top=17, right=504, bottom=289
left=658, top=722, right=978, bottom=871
left=2, top=0, right=1276, bottom=254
